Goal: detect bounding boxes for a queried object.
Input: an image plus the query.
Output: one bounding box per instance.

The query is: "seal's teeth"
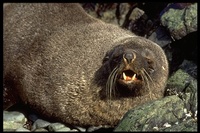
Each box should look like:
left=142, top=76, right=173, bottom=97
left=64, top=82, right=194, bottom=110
left=132, top=74, right=136, bottom=80
left=123, top=72, right=127, bottom=80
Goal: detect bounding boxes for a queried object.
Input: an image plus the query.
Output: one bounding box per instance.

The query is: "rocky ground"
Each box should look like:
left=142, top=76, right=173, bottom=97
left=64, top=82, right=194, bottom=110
left=3, top=3, right=197, bottom=132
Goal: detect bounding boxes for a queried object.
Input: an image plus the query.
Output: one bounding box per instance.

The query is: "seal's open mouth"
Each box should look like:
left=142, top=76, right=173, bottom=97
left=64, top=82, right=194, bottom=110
left=120, top=69, right=142, bottom=83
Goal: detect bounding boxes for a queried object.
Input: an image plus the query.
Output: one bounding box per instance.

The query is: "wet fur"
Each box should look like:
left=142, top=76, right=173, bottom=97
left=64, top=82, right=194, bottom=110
left=4, top=3, right=168, bottom=127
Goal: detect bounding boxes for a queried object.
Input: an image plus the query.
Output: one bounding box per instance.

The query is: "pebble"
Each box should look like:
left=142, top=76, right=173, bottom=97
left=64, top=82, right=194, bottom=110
left=75, top=126, right=87, bottom=132
left=15, top=127, right=31, bottom=132
left=34, top=128, right=49, bottom=132
left=56, top=127, right=74, bottom=132
left=3, top=111, right=26, bottom=122
left=3, top=110, right=112, bottom=132
left=48, top=122, right=66, bottom=132
left=3, top=110, right=88, bottom=132
left=87, top=125, right=103, bottom=132
left=3, top=111, right=27, bottom=131
left=31, top=119, right=51, bottom=131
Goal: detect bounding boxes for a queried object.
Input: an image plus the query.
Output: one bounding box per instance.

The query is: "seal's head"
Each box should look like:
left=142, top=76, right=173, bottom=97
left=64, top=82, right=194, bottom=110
left=102, top=44, right=158, bottom=99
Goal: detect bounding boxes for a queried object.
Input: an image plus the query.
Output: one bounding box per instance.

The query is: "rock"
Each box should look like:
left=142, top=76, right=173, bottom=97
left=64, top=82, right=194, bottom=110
left=114, top=92, right=197, bottom=131
left=115, top=67, right=197, bottom=131
left=68, top=129, right=79, bottom=132
left=179, top=60, right=197, bottom=79
left=160, top=3, right=197, bottom=40
left=74, top=126, right=87, bottom=132
left=3, top=111, right=26, bottom=122
left=129, top=7, right=144, bottom=22
left=54, top=127, right=72, bottom=132
left=82, top=3, right=119, bottom=25
left=148, top=26, right=172, bottom=47
left=117, top=3, right=132, bottom=26
left=163, top=118, right=197, bottom=131
left=3, top=121, right=25, bottom=131
left=165, top=68, right=197, bottom=96
left=34, top=128, right=49, bottom=132
left=31, top=119, right=51, bottom=131
left=48, top=122, right=67, bottom=132
left=3, top=111, right=27, bottom=131
left=87, top=125, right=104, bottom=132
left=87, top=125, right=113, bottom=132
left=82, top=3, right=144, bottom=27
left=15, top=127, right=31, bottom=132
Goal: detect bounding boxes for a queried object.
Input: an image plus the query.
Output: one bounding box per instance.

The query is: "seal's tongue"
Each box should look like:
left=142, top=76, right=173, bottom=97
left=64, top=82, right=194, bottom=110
left=123, top=72, right=136, bottom=81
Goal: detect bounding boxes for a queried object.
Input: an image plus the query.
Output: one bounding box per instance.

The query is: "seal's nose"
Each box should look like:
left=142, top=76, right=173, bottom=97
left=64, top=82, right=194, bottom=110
left=123, top=52, right=135, bottom=64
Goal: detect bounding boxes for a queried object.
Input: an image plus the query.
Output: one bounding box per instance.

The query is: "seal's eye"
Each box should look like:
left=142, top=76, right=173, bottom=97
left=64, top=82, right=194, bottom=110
left=112, top=55, right=122, bottom=64
left=146, top=57, right=155, bottom=74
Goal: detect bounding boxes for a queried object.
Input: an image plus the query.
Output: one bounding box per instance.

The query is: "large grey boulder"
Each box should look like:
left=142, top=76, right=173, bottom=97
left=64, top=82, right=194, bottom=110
left=161, top=3, right=197, bottom=40
left=114, top=68, right=197, bottom=131
left=114, top=92, right=197, bottom=131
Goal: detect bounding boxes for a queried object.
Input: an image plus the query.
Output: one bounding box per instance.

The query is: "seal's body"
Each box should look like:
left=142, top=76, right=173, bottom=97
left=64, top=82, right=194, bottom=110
left=4, top=3, right=168, bottom=126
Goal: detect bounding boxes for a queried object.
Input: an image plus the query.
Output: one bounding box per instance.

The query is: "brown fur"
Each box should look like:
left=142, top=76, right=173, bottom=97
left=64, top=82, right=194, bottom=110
left=3, top=3, right=168, bottom=127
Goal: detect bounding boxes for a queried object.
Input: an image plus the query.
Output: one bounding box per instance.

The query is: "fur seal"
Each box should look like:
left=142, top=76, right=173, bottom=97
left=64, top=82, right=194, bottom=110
left=3, top=3, right=168, bottom=127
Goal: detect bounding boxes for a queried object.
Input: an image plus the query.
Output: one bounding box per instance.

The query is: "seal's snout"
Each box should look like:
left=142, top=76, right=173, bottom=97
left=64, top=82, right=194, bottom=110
left=119, top=51, right=142, bottom=83
left=124, top=53, right=133, bottom=63
left=123, top=51, right=136, bottom=64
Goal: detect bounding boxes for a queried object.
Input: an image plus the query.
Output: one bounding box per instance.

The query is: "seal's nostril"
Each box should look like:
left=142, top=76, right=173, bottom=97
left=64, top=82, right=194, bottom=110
left=124, top=53, right=134, bottom=63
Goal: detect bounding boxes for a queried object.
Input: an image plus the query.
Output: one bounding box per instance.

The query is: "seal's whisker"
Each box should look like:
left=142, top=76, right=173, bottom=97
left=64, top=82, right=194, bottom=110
left=110, top=67, right=119, bottom=99
left=143, top=68, right=156, bottom=91
left=140, top=69, right=153, bottom=100
left=140, top=71, right=149, bottom=90
left=142, top=68, right=154, bottom=83
left=111, top=69, right=118, bottom=98
left=106, top=66, right=119, bottom=100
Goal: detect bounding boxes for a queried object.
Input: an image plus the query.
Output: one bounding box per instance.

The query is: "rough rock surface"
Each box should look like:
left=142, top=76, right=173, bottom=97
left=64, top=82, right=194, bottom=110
left=114, top=68, right=197, bottom=131
left=3, top=111, right=28, bottom=132
left=114, top=93, right=197, bottom=131
left=160, top=3, right=197, bottom=40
